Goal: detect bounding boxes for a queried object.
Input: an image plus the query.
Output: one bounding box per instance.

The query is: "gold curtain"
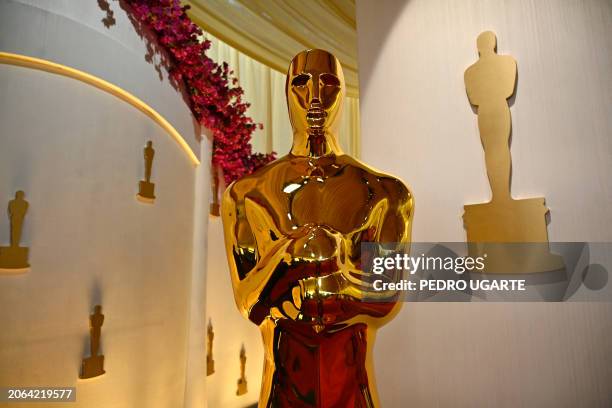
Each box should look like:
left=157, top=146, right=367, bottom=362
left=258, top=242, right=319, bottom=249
left=185, top=0, right=359, bottom=97
left=206, top=32, right=360, bottom=158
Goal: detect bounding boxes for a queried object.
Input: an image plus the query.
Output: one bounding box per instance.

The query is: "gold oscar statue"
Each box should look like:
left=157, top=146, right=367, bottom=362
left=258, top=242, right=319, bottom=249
left=236, top=344, right=248, bottom=396
left=80, top=305, right=106, bottom=379
left=463, top=31, right=564, bottom=273
left=222, top=49, right=413, bottom=407
left=137, top=140, right=156, bottom=203
left=206, top=319, right=215, bottom=376
left=0, top=190, right=30, bottom=271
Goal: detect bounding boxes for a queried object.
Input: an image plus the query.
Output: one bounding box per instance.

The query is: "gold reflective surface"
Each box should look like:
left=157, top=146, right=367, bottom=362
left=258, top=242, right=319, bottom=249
left=222, top=49, right=413, bottom=407
left=463, top=32, right=564, bottom=273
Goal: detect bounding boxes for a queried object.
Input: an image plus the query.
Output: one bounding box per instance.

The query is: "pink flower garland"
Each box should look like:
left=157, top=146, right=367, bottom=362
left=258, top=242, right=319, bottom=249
left=124, top=0, right=275, bottom=183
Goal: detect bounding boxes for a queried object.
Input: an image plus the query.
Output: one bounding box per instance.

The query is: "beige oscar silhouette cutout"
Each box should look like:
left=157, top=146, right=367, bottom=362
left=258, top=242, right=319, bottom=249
left=236, top=344, right=247, bottom=396
left=80, top=305, right=106, bottom=379
left=137, top=140, right=156, bottom=203
left=0, top=191, right=30, bottom=271
left=206, top=319, right=215, bottom=376
left=463, top=31, right=564, bottom=273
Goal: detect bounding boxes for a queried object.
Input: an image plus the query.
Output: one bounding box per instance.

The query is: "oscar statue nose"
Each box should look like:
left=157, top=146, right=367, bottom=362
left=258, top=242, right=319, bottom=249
left=312, top=76, right=320, bottom=101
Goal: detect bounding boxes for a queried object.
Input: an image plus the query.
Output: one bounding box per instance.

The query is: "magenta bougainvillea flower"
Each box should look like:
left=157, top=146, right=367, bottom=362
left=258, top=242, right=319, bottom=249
left=125, top=0, right=275, bottom=183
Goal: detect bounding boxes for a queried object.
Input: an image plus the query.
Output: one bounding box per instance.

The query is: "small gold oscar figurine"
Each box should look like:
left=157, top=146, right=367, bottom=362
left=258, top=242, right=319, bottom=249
left=137, top=140, right=156, bottom=203
left=80, top=305, right=106, bottom=379
left=463, top=31, right=564, bottom=273
left=206, top=319, right=215, bottom=376
left=236, top=345, right=247, bottom=396
left=0, top=190, right=30, bottom=271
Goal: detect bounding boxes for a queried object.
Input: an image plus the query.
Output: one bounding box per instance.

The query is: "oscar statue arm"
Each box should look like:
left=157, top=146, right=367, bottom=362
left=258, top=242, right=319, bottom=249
left=504, top=56, right=518, bottom=99
left=464, top=65, right=478, bottom=107
left=221, top=184, right=292, bottom=323
left=378, top=180, right=414, bottom=246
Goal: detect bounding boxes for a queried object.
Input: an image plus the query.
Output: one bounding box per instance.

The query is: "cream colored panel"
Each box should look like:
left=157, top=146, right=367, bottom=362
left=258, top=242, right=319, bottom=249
left=0, top=65, right=195, bottom=408
left=205, top=217, right=261, bottom=408
left=357, top=0, right=612, bottom=243
left=0, top=0, right=200, bottom=158
left=356, top=0, right=612, bottom=406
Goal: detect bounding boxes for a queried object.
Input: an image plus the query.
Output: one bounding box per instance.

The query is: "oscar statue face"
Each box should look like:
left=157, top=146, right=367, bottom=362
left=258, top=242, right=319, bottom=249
left=287, top=49, right=344, bottom=156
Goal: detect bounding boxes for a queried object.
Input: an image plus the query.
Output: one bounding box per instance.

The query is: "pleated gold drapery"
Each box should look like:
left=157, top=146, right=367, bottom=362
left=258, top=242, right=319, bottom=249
left=205, top=32, right=361, bottom=158
left=185, top=0, right=359, bottom=97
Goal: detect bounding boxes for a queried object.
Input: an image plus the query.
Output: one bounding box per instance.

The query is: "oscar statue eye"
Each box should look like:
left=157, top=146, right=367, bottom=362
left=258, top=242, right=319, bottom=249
left=291, top=74, right=310, bottom=87
left=320, top=73, right=340, bottom=87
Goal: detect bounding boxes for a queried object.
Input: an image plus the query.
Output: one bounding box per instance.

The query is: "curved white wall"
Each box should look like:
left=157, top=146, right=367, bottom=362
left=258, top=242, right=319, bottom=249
left=0, top=1, right=210, bottom=407
left=0, top=0, right=200, bottom=157
left=356, top=0, right=612, bottom=407
left=0, top=63, right=195, bottom=408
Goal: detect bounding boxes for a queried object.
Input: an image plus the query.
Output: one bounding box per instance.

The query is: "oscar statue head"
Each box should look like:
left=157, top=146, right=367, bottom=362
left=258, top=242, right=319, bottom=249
left=286, top=49, right=345, bottom=152
left=477, top=31, right=497, bottom=56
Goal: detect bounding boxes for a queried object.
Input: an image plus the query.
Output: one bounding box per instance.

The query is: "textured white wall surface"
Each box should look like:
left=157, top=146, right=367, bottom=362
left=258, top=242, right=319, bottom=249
left=184, top=138, right=212, bottom=408
left=357, top=0, right=612, bottom=243
left=356, top=0, right=612, bottom=407
left=0, top=0, right=200, bottom=158
left=0, top=1, right=210, bottom=407
left=0, top=65, right=195, bottom=408
left=205, top=217, right=262, bottom=408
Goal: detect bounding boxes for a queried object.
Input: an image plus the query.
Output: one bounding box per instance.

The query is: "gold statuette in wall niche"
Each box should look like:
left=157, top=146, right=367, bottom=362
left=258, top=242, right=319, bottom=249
left=0, top=191, right=30, bottom=272
left=236, top=344, right=247, bottom=396
left=80, top=305, right=106, bottom=379
left=463, top=31, right=564, bottom=274
left=206, top=319, right=215, bottom=376
left=137, top=141, right=156, bottom=203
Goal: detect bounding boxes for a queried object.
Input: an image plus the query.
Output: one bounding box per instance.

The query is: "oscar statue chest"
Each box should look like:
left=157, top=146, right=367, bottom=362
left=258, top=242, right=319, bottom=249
left=265, top=163, right=378, bottom=235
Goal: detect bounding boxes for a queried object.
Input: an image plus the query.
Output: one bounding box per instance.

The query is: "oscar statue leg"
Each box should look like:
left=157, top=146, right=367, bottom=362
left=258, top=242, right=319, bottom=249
left=91, top=328, right=100, bottom=357
left=10, top=219, right=23, bottom=247
left=478, top=104, right=512, bottom=202
left=145, top=163, right=152, bottom=184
